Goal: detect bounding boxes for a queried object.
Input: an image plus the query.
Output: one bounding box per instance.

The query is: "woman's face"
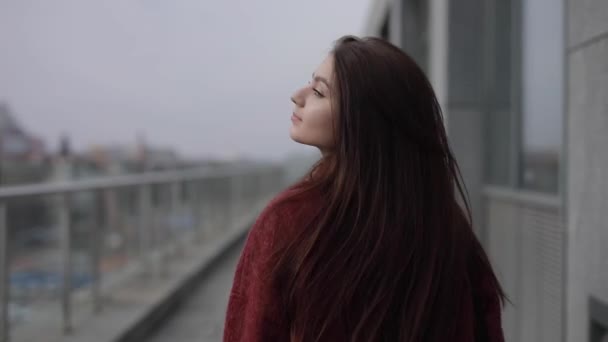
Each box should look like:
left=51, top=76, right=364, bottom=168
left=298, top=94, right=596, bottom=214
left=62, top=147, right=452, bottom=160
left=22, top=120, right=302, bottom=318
left=290, top=55, right=336, bottom=154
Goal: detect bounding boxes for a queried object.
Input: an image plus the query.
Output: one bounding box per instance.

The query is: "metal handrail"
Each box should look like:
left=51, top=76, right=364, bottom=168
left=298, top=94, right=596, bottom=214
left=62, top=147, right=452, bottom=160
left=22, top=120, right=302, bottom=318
left=0, top=164, right=274, bottom=200
left=482, top=185, right=562, bottom=209
left=0, top=163, right=284, bottom=341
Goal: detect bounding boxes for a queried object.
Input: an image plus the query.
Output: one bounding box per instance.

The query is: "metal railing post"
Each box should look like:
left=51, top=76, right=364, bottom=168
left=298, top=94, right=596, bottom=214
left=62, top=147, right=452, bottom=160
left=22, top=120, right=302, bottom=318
left=158, top=185, right=170, bottom=278
left=0, top=203, right=9, bottom=342
left=192, top=181, right=204, bottom=244
left=208, top=180, right=219, bottom=236
left=170, top=182, right=183, bottom=258
left=91, top=189, right=108, bottom=314
left=199, top=181, right=211, bottom=239
left=152, top=186, right=163, bottom=277
left=137, top=185, right=151, bottom=276
left=58, top=193, right=72, bottom=334
left=151, top=186, right=164, bottom=278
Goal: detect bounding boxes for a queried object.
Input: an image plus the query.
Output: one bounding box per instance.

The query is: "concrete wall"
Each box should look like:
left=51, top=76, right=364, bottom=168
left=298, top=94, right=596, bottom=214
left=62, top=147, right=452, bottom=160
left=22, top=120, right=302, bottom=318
left=363, top=0, right=390, bottom=36
left=566, top=0, right=608, bottom=341
left=485, top=189, right=564, bottom=342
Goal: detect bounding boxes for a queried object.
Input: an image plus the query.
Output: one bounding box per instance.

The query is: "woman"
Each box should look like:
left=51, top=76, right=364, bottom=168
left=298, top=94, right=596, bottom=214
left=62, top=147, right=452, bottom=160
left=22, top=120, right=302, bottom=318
left=224, top=36, right=505, bottom=342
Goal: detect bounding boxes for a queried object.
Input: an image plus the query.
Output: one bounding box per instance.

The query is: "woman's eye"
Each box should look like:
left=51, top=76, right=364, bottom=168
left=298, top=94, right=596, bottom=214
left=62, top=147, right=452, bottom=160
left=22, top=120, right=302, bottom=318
left=313, top=88, right=323, bottom=97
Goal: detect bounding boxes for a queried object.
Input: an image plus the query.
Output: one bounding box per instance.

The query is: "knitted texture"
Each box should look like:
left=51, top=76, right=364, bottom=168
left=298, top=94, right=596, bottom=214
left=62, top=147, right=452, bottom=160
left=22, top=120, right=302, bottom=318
left=223, top=186, right=505, bottom=341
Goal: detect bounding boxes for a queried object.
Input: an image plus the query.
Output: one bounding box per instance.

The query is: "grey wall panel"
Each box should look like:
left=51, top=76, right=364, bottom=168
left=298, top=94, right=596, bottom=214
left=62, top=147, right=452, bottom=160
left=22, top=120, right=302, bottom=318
left=485, top=191, right=564, bottom=342
left=567, top=35, right=608, bottom=342
left=486, top=197, right=521, bottom=342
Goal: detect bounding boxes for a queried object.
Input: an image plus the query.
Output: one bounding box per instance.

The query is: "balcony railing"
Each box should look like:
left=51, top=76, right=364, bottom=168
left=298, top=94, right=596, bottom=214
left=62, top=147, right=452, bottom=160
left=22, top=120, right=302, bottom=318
left=0, top=163, right=284, bottom=341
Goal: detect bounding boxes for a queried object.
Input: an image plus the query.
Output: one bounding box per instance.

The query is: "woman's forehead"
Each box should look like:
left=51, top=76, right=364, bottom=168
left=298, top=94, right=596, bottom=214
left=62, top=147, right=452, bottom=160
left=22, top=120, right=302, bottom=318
left=314, top=55, right=334, bottom=80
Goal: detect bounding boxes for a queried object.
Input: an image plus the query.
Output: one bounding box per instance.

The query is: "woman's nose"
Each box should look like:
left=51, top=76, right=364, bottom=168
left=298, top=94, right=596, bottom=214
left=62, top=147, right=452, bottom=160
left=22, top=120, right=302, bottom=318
left=291, top=88, right=305, bottom=107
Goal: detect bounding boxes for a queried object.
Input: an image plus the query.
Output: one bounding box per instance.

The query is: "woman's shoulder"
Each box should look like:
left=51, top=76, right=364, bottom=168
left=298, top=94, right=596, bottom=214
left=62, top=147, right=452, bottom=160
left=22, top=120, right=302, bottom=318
left=249, top=182, right=322, bottom=242
left=261, top=181, right=321, bottom=219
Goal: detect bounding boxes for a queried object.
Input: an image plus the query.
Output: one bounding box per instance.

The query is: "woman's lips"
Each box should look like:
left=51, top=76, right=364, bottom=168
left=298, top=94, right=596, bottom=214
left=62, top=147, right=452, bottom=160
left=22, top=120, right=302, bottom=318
left=291, top=113, right=303, bottom=123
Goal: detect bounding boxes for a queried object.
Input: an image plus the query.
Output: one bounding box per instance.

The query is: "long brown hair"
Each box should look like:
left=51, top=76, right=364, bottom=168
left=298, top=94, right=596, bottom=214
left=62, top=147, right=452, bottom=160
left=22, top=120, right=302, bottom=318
left=273, top=36, right=505, bottom=342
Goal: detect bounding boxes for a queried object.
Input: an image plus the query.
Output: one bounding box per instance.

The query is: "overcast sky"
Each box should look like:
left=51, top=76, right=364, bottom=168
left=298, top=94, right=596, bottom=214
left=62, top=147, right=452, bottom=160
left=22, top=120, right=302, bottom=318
left=0, top=0, right=370, bottom=161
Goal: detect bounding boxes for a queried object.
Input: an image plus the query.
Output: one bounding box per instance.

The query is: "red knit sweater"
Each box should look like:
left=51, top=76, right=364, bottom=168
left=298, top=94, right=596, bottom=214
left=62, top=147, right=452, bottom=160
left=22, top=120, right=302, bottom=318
left=223, top=186, right=505, bottom=341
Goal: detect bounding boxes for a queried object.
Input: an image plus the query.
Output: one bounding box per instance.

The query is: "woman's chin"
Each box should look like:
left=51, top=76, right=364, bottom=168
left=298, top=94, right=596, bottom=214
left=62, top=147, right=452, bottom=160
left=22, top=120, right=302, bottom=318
left=289, top=130, right=309, bottom=146
left=289, top=125, right=301, bottom=142
left=289, top=133, right=302, bottom=144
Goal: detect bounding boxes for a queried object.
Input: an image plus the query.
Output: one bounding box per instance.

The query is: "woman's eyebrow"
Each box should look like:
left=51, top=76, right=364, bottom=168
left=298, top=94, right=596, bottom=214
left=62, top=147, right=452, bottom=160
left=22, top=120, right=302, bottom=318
left=312, top=73, right=331, bottom=88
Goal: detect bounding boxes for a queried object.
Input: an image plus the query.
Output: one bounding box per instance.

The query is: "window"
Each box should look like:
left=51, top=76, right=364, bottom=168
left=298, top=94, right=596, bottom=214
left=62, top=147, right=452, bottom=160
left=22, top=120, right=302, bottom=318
left=401, top=0, right=429, bottom=73
left=483, top=0, right=563, bottom=194
left=519, top=0, right=563, bottom=193
left=483, top=0, right=518, bottom=187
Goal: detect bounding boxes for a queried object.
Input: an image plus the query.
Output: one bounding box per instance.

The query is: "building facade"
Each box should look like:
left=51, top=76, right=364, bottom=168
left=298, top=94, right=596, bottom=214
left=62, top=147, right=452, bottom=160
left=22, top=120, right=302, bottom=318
left=364, top=0, right=608, bottom=341
left=0, top=102, right=47, bottom=163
